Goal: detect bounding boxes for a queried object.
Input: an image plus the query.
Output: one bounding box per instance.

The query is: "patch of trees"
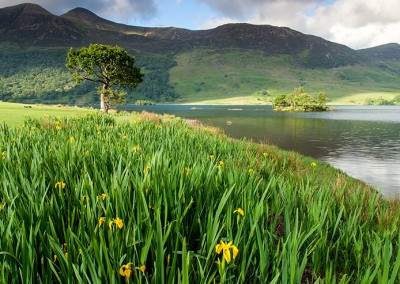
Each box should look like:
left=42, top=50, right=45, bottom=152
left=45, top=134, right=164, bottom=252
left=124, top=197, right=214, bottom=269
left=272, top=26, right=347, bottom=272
left=366, top=95, right=400, bottom=105
left=273, top=87, right=330, bottom=111
left=132, top=53, right=179, bottom=102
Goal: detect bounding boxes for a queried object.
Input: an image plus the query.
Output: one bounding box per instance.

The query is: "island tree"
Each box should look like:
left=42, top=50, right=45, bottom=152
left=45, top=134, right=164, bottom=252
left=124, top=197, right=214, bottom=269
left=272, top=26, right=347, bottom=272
left=66, top=44, right=143, bottom=113
left=272, top=87, right=330, bottom=111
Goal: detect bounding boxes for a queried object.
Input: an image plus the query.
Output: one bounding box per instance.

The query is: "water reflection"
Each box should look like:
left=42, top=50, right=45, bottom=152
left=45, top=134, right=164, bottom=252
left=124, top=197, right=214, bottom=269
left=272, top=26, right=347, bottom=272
left=121, top=105, right=400, bottom=196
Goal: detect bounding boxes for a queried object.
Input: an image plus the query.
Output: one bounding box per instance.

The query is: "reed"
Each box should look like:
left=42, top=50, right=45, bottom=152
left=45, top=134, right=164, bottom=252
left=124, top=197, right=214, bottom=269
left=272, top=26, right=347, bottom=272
left=0, top=112, right=399, bottom=283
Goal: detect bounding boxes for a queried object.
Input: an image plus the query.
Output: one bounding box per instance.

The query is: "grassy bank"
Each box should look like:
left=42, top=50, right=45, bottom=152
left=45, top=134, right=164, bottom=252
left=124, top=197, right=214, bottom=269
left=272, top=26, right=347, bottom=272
left=1, top=110, right=400, bottom=283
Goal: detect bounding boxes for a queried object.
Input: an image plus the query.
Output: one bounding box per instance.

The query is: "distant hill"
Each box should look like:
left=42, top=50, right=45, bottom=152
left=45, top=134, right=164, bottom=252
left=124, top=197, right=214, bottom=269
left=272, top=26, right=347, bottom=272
left=0, top=3, right=399, bottom=106
left=358, top=43, right=400, bottom=61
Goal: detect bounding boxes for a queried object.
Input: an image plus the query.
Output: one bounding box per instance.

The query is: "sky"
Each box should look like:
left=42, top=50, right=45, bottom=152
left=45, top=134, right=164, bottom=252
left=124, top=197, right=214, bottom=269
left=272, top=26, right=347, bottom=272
left=1, top=0, right=399, bottom=49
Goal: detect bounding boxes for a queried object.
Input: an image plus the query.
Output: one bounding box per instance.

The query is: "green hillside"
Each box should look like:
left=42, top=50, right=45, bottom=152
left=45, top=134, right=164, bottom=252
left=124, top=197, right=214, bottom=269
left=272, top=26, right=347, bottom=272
left=170, top=48, right=400, bottom=104
left=1, top=45, right=399, bottom=106
left=0, top=46, right=177, bottom=105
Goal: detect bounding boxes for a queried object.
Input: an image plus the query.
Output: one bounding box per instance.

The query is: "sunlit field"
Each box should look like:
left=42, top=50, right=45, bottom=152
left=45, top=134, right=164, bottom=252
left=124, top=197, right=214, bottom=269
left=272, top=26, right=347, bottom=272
left=1, top=111, right=400, bottom=283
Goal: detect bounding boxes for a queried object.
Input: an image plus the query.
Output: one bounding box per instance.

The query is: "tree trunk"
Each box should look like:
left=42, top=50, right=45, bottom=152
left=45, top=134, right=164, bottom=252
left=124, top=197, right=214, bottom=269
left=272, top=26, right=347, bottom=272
left=100, top=84, right=108, bottom=114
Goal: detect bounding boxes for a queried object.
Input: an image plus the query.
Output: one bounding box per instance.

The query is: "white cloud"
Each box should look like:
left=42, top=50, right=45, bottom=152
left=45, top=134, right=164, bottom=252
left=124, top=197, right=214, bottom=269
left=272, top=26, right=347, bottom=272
left=198, top=0, right=400, bottom=49
left=201, top=16, right=241, bottom=29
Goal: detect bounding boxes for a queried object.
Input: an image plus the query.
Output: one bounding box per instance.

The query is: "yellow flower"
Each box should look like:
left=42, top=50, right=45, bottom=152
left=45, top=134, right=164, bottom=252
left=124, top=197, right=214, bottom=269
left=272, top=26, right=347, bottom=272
left=311, top=162, right=317, bottom=167
left=98, top=217, right=106, bottom=227
left=233, top=208, right=244, bottom=216
left=64, top=252, right=68, bottom=259
left=109, top=217, right=123, bottom=229
left=248, top=168, right=254, bottom=175
left=135, top=265, right=146, bottom=275
left=219, top=161, right=224, bottom=166
left=144, top=165, right=151, bottom=174
left=120, top=262, right=133, bottom=278
left=184, top=167, right=191, bottom=176
left=263, top=152, right=268, bottom=158
left=53, top=255, right=57, bottom=262
left=215, top=240, right=239, bottom=263
left=96, top=193, right=106, bottom=201
left=210, top=155, right=215, bottom=160
left=55, top=125, right=61, bottom=131
left=69, top=136, right=75, bottom=142
left=217, top=164, right=223, bottom=171
left=55, top=181, right=66, bottom=190
left=132, top=146, right=140, bottom=152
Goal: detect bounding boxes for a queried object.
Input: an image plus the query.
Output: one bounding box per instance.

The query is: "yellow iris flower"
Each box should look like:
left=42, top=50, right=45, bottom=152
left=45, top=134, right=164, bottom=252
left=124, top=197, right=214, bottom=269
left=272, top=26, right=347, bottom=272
left=55, top=181, right=66, bottom=190
left=135, top=265, right=146, bottom=275
left=215, top=240, right=239, bottom=263
left=120, top=262, right=133, bottom=278
left=98, top=217, right=106, bottom=227
left=119, top=263, right=146, bottom=278
left=233, top=208, right=244, bottom=216
left=96, top=194, right=106, bottom=201
left=109, top=217, right=123, bottom=229
left=311, top=162, right=317, bottom=167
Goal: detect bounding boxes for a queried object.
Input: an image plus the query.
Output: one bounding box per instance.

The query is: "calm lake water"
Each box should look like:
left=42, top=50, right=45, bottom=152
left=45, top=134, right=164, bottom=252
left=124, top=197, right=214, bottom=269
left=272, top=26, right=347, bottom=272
left=121, top=105, right=400, bottom=196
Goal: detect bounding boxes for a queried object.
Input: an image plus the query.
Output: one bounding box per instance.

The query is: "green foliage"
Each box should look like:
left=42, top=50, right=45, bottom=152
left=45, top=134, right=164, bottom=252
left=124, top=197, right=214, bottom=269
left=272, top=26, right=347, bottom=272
left=66, top=44, right=144, bottom=112
left=366, top=95, right=400, bottom=105
left=273, top=87, right=330, bottom=111
left=0, top=47, right=179, bottom=106
left=132, top=53, right=178, bottom=102
left=135, top=100, right=155, bottom=106
left=0, top=48, right=98, bottom=105
left=1, top=113, right=400, bottom=283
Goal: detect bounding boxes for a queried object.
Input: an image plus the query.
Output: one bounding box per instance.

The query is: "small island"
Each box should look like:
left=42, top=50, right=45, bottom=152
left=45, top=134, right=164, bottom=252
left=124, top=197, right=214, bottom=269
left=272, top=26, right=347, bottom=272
left=273, top=87, right=332, bottom=111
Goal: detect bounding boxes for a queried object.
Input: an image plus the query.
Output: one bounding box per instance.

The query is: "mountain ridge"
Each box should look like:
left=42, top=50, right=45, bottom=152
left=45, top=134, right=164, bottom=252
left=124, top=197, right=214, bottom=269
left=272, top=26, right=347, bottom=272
left=0, top=3, right=372, bottom=67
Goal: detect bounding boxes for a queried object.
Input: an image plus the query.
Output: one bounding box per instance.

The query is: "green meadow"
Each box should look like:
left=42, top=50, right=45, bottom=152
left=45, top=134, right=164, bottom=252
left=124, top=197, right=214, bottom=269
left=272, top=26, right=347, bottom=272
left=0, top=102, right=92, bottom=127
left=1, top=105, right=400, bottom=283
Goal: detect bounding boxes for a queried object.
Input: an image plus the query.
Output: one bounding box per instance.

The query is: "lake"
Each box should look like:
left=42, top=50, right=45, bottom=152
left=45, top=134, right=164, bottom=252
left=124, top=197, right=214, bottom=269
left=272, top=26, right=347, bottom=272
left=121, top=105, right=400, bottom=196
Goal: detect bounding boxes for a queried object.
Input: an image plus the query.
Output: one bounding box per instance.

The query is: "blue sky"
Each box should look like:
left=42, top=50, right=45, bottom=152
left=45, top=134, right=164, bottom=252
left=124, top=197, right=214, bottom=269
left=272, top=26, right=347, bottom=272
left=1, top=0, right=399, bottom=49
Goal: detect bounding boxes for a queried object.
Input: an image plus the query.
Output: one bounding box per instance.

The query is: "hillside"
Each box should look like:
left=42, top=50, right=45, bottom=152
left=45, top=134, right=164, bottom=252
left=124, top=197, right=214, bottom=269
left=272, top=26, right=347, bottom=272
left=0, top=3, right=399, bottom=105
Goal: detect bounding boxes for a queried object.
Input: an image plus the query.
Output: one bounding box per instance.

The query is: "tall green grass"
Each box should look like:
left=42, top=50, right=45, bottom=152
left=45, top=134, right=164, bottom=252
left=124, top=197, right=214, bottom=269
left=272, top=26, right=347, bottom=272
left=1, top=112, right=400, bottom=283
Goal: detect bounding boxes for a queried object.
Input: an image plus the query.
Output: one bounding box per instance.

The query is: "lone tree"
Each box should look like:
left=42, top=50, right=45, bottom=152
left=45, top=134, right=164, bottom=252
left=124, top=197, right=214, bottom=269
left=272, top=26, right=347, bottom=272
left=66, top=44, right=143, bottom=113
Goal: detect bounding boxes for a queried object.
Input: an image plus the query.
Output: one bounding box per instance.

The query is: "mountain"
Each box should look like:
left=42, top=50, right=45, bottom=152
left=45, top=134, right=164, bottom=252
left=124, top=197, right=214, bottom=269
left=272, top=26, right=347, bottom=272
left=358, top=43, right=400, bottom=61
left=0, top=3, right=363, bottom=67
left=0, top=3, right=399, bottom=106
left=0, top=3, right=88, bottom=45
